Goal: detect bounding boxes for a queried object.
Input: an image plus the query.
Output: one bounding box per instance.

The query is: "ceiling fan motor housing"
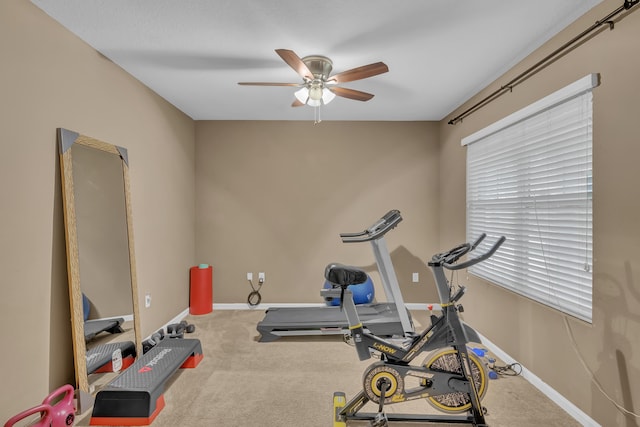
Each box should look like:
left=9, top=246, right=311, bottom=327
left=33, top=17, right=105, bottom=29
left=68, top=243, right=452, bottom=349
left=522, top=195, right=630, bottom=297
left=302, top=55, right=333, bottom=80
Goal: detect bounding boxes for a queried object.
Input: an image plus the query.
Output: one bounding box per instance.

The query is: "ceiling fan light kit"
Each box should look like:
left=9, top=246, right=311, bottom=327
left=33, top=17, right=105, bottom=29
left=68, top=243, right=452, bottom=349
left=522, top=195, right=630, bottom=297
left=238, top=49, right=388, bottom=111
left=294, top=86, right=336, bottom=106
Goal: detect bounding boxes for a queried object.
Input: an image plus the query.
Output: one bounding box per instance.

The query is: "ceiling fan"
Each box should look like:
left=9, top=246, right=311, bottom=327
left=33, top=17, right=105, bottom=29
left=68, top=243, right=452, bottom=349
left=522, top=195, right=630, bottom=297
left=238, top=49, right=389, bottom=108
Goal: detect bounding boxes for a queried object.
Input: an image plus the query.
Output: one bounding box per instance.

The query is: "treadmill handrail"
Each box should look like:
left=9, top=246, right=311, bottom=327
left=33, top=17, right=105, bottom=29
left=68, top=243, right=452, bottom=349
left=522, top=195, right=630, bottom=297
left=340, top=210, right=403, bottom=243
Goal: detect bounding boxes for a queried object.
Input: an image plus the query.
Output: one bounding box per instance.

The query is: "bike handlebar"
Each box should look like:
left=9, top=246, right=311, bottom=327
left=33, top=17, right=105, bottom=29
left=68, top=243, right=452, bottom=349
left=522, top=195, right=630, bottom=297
left=340, top=210, right=403, bottom=243
left=443, top=235, right=506, bottom=271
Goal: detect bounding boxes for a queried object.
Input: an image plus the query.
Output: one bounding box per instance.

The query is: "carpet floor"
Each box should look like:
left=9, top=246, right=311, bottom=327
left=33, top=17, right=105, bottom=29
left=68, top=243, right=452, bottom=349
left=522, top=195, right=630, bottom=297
left=75, top=309, right=581, bottom=426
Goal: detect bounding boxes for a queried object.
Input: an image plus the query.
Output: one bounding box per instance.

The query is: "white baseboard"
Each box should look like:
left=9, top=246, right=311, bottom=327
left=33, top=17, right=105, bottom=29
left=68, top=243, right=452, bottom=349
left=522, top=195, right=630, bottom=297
left=211, top=302, right=438, bottom=311
left=213, top=302, right=325, bottom=310
left=476, top=331, right=600, bottom=427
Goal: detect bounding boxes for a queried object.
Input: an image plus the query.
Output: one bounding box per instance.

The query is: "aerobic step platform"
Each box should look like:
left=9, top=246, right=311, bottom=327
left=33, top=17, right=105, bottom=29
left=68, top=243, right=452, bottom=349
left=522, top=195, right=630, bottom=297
left=86, top=341, right=137, bottom=374
left=90, top=338, right=203, bottom=426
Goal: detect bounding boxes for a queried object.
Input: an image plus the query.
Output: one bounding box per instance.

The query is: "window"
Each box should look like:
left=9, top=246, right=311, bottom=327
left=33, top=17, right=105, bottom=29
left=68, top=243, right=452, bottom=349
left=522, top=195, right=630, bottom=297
left=463, top=74, right=597, bottom=323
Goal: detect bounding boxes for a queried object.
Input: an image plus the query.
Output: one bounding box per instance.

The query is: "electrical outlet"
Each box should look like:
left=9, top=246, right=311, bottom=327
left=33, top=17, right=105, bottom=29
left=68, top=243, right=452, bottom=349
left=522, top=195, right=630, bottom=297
left=258, top=272, right=265, bottom=283
left=412, top=272, right=419, bottom=283
left=145, top=293, right=152, bottom=308
left=247, top=272, right=253, bottom=281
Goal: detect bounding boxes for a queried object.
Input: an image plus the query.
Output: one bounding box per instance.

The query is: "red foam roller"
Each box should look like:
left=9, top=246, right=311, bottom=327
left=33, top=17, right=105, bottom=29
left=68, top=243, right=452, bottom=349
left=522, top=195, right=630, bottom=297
left=189, top=265, right=212, bottom=315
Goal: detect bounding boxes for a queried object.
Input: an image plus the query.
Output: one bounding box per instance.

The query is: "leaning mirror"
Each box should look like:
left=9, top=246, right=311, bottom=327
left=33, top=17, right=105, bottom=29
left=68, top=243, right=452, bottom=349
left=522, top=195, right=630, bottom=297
left=58, top=129, right=141, bottom=410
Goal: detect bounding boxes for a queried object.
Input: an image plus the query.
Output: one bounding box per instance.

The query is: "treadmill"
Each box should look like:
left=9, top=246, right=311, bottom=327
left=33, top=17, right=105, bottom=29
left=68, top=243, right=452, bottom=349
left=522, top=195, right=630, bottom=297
left=256, top=210, right=414, bottom=342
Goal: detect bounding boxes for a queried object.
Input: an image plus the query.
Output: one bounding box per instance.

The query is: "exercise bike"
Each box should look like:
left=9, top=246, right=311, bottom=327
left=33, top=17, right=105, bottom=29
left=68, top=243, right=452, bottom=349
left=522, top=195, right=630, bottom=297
left=324, top=234, right=505, bottom=427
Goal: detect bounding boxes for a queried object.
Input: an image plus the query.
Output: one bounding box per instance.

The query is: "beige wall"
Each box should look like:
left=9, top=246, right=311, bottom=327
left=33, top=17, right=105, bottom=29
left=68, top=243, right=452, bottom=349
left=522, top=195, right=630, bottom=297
left=195, top=121, right=441, bottom=305
left=0, top=1, right=195, bottom=422
left=439, top=0, right=640, bottom=425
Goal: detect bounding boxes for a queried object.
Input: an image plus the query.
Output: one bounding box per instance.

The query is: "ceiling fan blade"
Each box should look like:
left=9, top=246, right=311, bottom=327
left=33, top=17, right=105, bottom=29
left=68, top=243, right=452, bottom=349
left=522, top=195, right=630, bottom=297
left=275, top=49, right=314, bottom=80
left=291, top=99, right=305, bottom=107
left=238, top=82, right=302, bottom=86
left=330, top=87, right=375, bottom=102
left=328, top=62, right=389, bottom=84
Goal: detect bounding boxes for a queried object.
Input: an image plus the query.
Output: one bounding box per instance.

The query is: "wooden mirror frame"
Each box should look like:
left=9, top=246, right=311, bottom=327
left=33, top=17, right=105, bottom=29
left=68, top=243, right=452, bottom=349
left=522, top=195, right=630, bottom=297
left=58, top=128, right=141, bottom=409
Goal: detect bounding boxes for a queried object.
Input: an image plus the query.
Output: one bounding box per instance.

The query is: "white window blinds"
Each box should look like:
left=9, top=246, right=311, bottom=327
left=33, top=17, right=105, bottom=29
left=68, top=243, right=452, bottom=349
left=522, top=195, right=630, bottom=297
left=463, top=74, right=597, bottom=323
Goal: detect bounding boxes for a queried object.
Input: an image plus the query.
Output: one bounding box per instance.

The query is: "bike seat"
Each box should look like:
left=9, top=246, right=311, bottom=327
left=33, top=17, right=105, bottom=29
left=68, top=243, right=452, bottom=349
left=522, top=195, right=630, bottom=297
left=324, top=263, right=368, bottom=287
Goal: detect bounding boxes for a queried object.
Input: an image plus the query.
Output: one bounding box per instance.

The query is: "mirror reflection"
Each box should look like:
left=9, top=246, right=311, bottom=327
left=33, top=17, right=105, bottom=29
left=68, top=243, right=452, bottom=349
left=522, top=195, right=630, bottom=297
left=58, top=129, right=141, bottom=408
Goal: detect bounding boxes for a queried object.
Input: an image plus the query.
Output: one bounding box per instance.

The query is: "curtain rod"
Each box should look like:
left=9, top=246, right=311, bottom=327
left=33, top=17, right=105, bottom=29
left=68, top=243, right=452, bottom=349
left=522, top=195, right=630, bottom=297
left=447, top=0, right=639, bottom=125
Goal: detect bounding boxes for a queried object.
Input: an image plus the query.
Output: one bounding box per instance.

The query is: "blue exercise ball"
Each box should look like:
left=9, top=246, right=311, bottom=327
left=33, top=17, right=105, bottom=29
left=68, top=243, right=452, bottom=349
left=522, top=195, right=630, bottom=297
left=82, top=293, right=90, bottom=321
left=323, top=275, right=375, bottom=306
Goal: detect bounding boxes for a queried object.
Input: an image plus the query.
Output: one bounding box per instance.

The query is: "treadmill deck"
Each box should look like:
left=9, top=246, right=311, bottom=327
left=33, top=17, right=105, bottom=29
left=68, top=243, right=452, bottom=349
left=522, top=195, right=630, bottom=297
left=256, top=303, right=410, bottom=342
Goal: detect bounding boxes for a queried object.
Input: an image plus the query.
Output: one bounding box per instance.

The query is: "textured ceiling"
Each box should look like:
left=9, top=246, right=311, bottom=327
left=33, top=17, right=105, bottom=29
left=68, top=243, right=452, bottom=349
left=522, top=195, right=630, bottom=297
left=31, top=0, right=603, bottom=121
